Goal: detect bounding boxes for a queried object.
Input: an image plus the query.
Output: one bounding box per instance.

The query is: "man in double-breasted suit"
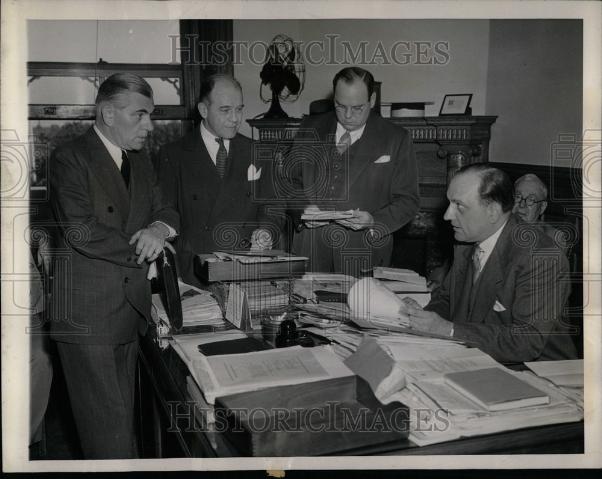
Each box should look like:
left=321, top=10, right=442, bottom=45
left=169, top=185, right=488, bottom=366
left=159, top=74, right=264, bottom=286
left=50, top=73, right=178, bottom=458
left=255, top=67, right=419, bottom=276
left=404, top=163, right=577, bottom=363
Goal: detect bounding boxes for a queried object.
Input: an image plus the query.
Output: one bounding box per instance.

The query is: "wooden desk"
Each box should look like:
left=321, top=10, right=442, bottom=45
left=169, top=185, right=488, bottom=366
left=136, top=330, right=583, bottom=458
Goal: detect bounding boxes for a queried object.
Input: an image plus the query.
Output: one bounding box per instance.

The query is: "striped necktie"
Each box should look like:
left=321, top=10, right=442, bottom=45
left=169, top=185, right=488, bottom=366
left=336, top=131, right=352, bottom=155
left=215, top=138, right=228, bottom=178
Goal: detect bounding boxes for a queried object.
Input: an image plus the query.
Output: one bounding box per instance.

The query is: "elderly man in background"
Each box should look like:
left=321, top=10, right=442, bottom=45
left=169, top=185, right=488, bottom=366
left=513, top=173, right=568, bottom=252
left=404, top=163, right=576, bottom=363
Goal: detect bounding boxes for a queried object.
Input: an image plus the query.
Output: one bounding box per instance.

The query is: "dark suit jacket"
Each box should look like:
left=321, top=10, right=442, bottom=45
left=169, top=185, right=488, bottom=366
left=425, top=215, right=577, bottom=363
left=158, top=131, right=263, bottom=285
left=273, top=111, right=419, bottom=274
left=49, top=128, right=179, bottom=344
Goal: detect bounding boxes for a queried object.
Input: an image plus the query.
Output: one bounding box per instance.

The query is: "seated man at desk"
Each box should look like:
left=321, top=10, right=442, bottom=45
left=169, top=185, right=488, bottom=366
left=403, top=163, right=577, bottom=363
left=253, top=66, right=419, bottom=276
left=159, top=74, right=265, bottom=286
left=513, top=173, right=568, bottom=253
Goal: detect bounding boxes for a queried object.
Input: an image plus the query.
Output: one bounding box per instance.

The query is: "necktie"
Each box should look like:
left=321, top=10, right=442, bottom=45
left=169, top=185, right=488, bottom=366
left=336, top=131, right=352, bottom=155
left=120, top=150, right=130, bottom=188
left=215, top=138, right=228, bottom=178
left=472, top=245, right=483, bottom=284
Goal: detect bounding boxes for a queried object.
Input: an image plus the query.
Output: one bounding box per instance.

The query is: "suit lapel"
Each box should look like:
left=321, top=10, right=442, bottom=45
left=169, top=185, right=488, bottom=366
left=84, top=128, right=130, bottom=220
left=467, top=219, right=514, bottom=322
left=450, top=244, right=473, bottom=321
left=346, top=113, right=382, bottom=188
left=211, top=135, right=241, bottom=220
left=125, top=150, right=146, bottom=232
left=184, top=131, right=220, bottom=211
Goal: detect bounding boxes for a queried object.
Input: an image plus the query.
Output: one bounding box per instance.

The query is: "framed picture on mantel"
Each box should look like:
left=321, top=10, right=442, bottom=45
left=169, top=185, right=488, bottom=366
left=439, top=93, right=473, bottom=115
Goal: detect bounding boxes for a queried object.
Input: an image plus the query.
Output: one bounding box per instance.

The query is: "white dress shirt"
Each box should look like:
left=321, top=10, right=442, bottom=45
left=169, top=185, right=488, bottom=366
left=94, top=125, right=125, bottom=169
left=475, top=218, right=509, bottom=273
left=200, top=121, right=231, bottom=165
left=335, top=122, right=366, bottom=146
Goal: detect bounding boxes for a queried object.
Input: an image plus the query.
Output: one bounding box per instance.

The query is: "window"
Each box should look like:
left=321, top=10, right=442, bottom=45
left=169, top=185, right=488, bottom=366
left=27, top=20, right=194, bottom=187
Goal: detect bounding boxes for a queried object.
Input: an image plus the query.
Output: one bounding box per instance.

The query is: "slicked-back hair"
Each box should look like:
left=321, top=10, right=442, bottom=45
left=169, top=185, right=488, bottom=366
left=198, top=73, right=242, bottom=104
left=332, top=67, right=375, bottom=98
left=456, top=163, right=515, bottom=213
left=95, top=73, right=153, bottom=106
left=515, top=173, right=548, bottom=200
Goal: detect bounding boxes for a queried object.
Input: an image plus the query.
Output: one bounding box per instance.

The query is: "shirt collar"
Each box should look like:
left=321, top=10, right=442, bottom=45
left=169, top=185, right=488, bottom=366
left=476, top=218, right=509, bottom=268
left=200, top=121, right=230, bottom=152
left=335, top=122, right=367, bottom=146
left=93, top=125, right=123, bottom=166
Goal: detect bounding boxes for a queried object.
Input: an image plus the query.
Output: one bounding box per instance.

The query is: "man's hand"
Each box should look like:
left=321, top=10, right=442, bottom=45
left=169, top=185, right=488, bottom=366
left=129, top=223, right=169, bottom=264
left=336, top=210, right=374, bottom=231
left=250, top=228, right=273, bottom=250
left=301, top=205, right=329, bottom=229
left=402, top=297, right=454, bottom=337
left=304, top=220, right=329, bottom=229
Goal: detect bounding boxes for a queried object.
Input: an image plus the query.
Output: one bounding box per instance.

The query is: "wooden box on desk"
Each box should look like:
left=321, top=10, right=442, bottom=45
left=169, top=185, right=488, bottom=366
left=195, top=254, right=307, bottom=282
left=214, top=375, right=409, bottom=456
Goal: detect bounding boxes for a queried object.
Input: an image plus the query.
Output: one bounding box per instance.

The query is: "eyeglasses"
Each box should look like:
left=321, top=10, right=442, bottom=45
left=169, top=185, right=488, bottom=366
left=334, top=102, right=369, bottom=116
left=514, top=194, right=546, bottom=207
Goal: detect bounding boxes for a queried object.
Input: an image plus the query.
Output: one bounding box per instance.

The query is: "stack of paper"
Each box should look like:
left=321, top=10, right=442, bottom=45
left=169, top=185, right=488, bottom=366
left=525, top=359, right=584, bottom=408
left=344, top=336, right=583, bottom=446
left=525, top=360, right=584, bottom=388
left=301, top=207, right=357, bottom=221
left=374, top=267, right=431, bottom=308
left=374, top=267, right=427, bottom=286
left=236, top=281, right=289, bottom=315
left=179, top=285, right=225, bottom=328
left=289, top=273, right=356, bottom=303
left=400, top=370, right=583, bottom=446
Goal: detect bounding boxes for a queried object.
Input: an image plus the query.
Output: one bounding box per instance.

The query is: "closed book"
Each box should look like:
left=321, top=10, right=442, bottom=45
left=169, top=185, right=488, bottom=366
left=444, top=367, right=550, bottom=411
left=214, top=376, right=409, bottom=456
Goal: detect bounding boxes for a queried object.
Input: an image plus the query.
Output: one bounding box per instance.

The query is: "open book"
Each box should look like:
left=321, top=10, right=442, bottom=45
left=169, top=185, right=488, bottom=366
left=190, top=345, right=354, bottom=404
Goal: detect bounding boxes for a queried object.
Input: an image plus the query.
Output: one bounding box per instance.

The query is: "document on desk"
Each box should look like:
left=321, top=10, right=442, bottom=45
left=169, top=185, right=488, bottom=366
left=525, top=359, right=584, bottom=388
left=394, top=369, right=584, bottom=446
left=192, top=345, right=354, bottom=404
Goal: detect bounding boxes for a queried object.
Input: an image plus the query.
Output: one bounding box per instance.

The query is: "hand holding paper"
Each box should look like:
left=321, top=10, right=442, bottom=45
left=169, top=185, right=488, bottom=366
left=403, top=299, right=453, bottom=337
left=336, top=209, right=374, bottom=231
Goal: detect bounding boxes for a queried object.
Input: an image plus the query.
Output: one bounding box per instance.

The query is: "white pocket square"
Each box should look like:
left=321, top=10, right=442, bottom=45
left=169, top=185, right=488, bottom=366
left=493, top=300, right=507, bottom=312
left=247, top=164, right=262, bottom=181
left=374, top=155, right=390, bottom=164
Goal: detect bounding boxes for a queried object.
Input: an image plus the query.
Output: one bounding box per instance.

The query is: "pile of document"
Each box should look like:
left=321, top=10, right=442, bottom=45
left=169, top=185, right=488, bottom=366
left=286, top=273, right=356, bottom=303
left=151, top=281, right=225, bottom=332
left=526, top=359, right=584, bottom=409
left=373, top=267, right=431, bottom=308
left=345, top=336, right=584, bottom=446
left=236, top=281, right=289, bottom=315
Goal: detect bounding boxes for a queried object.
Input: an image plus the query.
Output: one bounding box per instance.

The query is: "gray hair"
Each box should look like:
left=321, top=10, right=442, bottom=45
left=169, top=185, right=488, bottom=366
left=95, top=73, right=153, bottom=106
left=514, top=174, right=548, bottom=199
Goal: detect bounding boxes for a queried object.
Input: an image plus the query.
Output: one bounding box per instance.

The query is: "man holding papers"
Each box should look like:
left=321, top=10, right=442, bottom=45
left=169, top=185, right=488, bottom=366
left=403, top=163, right=577, bottom=363
left=254, top=67, right=419, bottom=276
